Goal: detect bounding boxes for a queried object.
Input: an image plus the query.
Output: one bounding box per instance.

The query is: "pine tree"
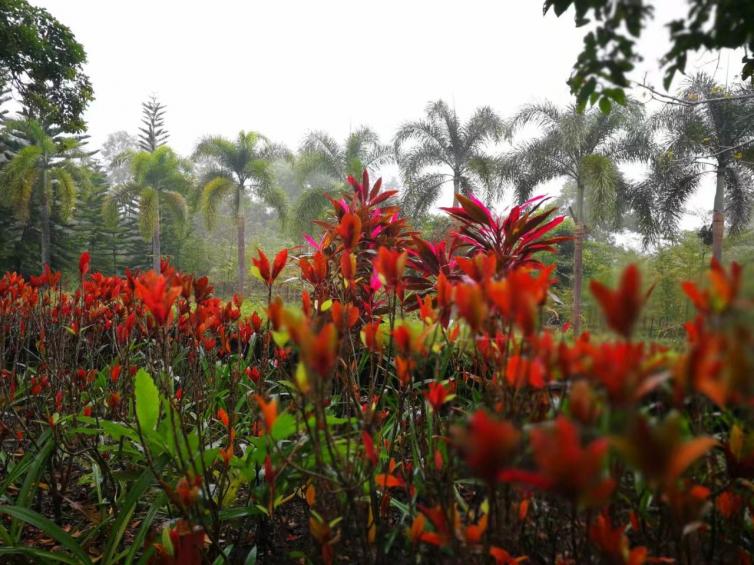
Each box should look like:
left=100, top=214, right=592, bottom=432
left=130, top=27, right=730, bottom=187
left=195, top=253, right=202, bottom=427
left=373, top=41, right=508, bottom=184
left=138, top=95, right=168, bottom=153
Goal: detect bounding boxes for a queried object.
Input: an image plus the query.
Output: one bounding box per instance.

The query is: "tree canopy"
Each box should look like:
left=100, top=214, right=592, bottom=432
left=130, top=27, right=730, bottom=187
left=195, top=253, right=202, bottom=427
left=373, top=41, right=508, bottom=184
left=0, top=0, right=93, bottom=132
left=544, top=0, right=754, bottom=112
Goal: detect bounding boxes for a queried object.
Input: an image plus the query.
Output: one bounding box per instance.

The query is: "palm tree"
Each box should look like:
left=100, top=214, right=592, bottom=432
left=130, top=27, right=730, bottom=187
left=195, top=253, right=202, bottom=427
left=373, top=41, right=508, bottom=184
left=193, top=131, right=289, bottom=296
left=1, top=118, right=86, bottom=266
left=503, top=100, right=650, bottom=335
left=104, top=146, right=190, bottom=271
left=636, top=73, right=754, bottom=260
left=294, top=127, right=392, bottom=234
left=298, top=126, right=392, bottom=181
left=394, top=100, right=503, bottom=216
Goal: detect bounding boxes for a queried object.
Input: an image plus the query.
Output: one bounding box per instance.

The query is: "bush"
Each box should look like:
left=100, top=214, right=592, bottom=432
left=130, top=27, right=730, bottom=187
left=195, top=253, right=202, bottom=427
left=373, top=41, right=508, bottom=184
left=0, top=171, right=752, bottom=564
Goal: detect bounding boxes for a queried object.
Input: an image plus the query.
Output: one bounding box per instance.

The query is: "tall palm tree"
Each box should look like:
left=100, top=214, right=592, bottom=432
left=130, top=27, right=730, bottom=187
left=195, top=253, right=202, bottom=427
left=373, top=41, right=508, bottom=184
left=394, top=100, right=503, bottom=216
left=636, top=73, right=754, bottom=260
left=503, top=100, right=650, bottom=335
left=1, top=118, right=86, bottom=266
left=104, top=146, right=190, bottom=271
left=193, top=131, right=289, bottom=297
left=294, top=127, right=392, bottom=234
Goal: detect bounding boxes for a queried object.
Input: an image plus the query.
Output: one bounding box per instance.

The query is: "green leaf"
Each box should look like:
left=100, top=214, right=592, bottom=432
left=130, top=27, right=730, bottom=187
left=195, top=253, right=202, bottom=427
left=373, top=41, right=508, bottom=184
left=271, top=412, right=297, bottom=441
left=0, top=506, right=93, bottom=565
left=102, top=460, right=166, bottom=565
left=101, top=420, right=140, bottom=443
left=272, top=330, right=289, bottom=347
left=0, top=430, right=51, bottom=500
left=12, top=434, right=54, bottom=540
left=244, top=546, right=258, bottom=565
left=219, top=507, right=264, bottom=521
left=250, top=265, right=264, bottom=282
left=599, top=96, right=612, bottom=114
left=0, top=547, right=80, bottom=564
left=125, top=492, right=167, bottom=565
left=135, top=369, right=160, bottom=433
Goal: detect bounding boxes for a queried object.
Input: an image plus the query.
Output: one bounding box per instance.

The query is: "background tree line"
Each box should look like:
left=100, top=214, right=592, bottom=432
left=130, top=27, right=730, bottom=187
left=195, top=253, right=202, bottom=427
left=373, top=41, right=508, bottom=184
left=1, top=0, right=753, bottom=336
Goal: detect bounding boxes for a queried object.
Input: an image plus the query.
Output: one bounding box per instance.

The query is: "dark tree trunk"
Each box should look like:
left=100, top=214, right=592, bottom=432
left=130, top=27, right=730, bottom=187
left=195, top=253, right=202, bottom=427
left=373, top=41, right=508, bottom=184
left=237, top=214, right=246, bottom=298
left=572, top=181, right=586, bottom=335
left=39, top=166, right=51, bottom=268
left=712, top=165, right=725, bottom=262
left=152, top=211, right=161, bottom=272
left=452, top=172, right=461, bottom=206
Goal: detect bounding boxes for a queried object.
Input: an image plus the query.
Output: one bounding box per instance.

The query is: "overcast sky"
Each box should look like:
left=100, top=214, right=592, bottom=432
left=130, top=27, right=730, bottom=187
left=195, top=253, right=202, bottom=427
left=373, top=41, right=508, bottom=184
left=31, top=0, right=742, bottom=231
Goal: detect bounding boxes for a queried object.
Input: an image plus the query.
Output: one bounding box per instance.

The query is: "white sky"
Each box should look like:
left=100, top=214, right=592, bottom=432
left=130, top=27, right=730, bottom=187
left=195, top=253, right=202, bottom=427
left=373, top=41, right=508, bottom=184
left=31, top=0, right=743, bottom=233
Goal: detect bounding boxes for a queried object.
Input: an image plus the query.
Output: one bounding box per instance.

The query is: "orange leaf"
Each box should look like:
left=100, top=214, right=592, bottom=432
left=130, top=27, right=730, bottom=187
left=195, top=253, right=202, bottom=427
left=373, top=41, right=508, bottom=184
left=667, top=437, right=717, bottom=483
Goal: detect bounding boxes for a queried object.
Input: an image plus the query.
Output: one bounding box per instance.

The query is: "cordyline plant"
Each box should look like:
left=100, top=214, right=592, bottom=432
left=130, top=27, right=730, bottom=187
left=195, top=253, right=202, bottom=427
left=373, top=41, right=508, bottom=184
left=0, top=170, right=752, bottom=565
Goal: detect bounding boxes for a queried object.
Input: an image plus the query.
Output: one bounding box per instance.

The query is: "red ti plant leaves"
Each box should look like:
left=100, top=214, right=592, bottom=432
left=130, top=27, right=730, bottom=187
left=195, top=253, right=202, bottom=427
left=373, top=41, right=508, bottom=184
left=724, top=424, right=754, bottom=480
left=286, top=316, right=339, bottom=378
left=589, top=513, right=649, bottom=565
left=425, top=381, right=450, bottom=411
left=336, top=213, right=362, bottom=249
left=454, top=282, right=488, bottom=333
left=590, top=264, right=652, bottom=339
left=503, top=416, right=615, bottom=508
left=271, top=248, right=288, bottom=281
left=252, top=248, right=271, bottom=283
left=487, top=265, right=554, bottom=335
left=362, top=431, right=378, bottom=466
left=330, top=300, right=360, bottom=331
left=374, top=247, right=407, bottom=292
left=716, top=490, right=744, bottom=519
left=442, top=192, right=565, bottom=273
left=78, top=251, right=90, bottom=278
left=150, top=520, right=204, bottom=565
left=410, top=505, right=452, bottom=547
left=682, top=258, right=743, bottom=314
left=453, top=410, right=520, bottom=484
left=612, top=415, right=717, bottom=491
left=489, top=546, right=528, bottom=564
left=299, top=251, right=329, bottom=286
left=110, top=363, right=121, bottom=383
left=309, top=514, right=335, bottom=565
left=375, top=458, right=406, bottom=490
left=216, top=408, right=229, bottom=428
left=252, top=248, right=288, bottom=286
left=255, top=395, right=278, bottom=432
left=134, top=271, right=182, bottom=326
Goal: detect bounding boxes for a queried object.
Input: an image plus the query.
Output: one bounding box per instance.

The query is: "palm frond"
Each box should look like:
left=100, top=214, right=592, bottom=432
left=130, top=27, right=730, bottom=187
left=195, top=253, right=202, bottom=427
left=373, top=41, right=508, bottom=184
left=580, top=154, right=619, bottom=227
left=200, top=176, right=235, bottom=229
left=299, top=131, right=344, bottom=180
left=256, top=184, right=288, bottom=227
left=161, top=190, right=189, bottom=226
left=52, top=167, right=77, bottom=220
left=400, top=172, right=448, bottom=217
left=138, top=186, right=159, bottom=239
left=506, top=101, right=563, bottom=138
left=292, top=185, right=333, bottom=236
left=725, top=165, right=754, bottom=233
left=466, top=155, right=504, bottom=203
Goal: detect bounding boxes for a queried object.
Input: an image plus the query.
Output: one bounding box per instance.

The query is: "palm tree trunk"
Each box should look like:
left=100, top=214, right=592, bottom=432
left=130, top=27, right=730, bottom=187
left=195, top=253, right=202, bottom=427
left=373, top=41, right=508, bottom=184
left=572, top=182, right=585, bottom=335
left=39, top=166, right=51, bottom=267
left=452, top=172, right=461, bottom=206
left=152, top=211, right=161, bottom=272
left=237, top=214, right=246, bottom=298
left=712, top=164, right=725, bottom=262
